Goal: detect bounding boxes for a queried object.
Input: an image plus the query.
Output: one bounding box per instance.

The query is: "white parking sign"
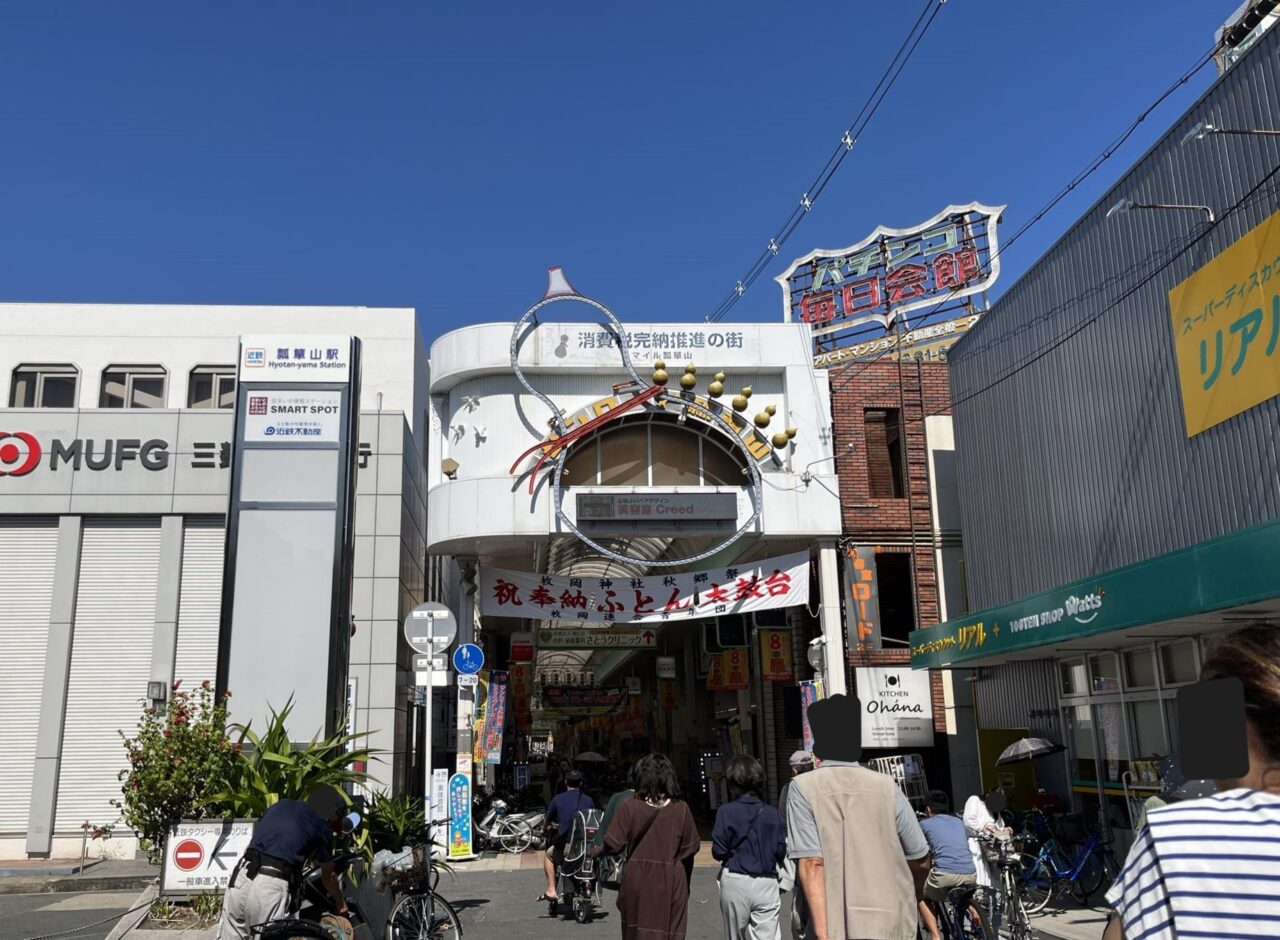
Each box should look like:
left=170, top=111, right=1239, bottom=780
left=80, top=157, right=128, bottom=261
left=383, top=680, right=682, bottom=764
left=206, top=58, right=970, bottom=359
left=161, top=819, right=256, bottom=895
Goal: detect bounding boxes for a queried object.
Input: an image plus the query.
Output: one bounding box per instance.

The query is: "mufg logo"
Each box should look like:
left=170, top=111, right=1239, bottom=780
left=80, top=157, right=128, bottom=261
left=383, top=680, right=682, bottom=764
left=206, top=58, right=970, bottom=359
left=0, top=431, right=43, bottom=477
left=244, top=348, right=266, bottom=368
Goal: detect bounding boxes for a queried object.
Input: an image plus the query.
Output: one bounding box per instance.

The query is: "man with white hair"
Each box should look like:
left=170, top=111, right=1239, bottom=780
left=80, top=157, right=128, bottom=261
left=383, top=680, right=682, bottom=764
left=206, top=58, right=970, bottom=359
left=779, top=750, right=815, bottom=940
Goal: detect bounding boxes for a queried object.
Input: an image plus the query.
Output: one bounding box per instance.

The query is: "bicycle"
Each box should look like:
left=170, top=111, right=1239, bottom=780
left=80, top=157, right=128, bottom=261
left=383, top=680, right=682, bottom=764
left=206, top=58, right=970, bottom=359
left=922, top=883, right=994, bottom=940
left=385, top=841, right=463, bottom=940
left=1017, top=813, right=1121, bottom=912
left=978, top=834, right=1034, bottom=940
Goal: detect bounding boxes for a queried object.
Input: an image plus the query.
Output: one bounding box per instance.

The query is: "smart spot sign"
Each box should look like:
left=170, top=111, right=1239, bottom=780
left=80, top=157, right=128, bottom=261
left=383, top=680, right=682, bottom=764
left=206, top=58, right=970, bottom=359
left=161, top=819, right=256, bottom=895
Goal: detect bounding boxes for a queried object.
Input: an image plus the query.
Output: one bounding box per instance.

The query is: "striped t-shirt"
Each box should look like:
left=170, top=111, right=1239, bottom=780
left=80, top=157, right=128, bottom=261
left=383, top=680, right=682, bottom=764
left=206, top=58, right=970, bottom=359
left=1106, top=788, right=1280, bottom=939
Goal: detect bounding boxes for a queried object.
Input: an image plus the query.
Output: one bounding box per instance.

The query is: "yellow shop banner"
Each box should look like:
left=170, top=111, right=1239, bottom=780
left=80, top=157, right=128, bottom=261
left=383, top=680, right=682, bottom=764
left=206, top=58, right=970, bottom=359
left=1168, top=208, right=1280, bottom=436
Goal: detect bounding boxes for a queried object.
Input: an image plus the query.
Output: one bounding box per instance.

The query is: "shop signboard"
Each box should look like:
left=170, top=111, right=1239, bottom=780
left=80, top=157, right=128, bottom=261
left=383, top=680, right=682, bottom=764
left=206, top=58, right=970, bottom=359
left=482, top=551, right=809, bottom=625
left=538, top=325, right=758, bottom=365
left=510, top=631, right=535, bottom=661
left=656, top=655, right=677, bottom=679
left=799, top=679, right=825, bottom=752
left=448, top=773, right=473, bottom=858
left=161, top=820, right=255, bottom=895
left=659, top=678, right=680, bottom=710
left=481, top=671, right=508, bottom=765
left=541, top=686, right=628, bottom=715
left=842, top=547, right=882, bottom=650
left=759, top=628, right=793, bottom=681
left=911, top=516, right=1280, bottom=668
left=1168, top=206, right=1280, bottom=436
left=723, top=648, right=748, bottom=690
left=536, top=627, right=657, bottom=650
left=430, top=769, right=449, bottom=823
left=854, top=667, right=934, bottom=748
left=813, top=313, right=981, bottom=369
left=239, top=335, right=352, bottom=383
left=577, top=492, right=738, bottom=522
left=510, top=663, right=532, bottom=733
left=776, top=203, right=1003, bottom=363
left=242, top=389, right=343, bottom=443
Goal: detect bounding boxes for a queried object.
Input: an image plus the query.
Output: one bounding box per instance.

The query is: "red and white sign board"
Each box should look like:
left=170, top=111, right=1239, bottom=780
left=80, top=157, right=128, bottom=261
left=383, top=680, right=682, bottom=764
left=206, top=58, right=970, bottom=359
left=510, top=631, right=535, bottom=662
left=161, top=820, right=256, bottom=895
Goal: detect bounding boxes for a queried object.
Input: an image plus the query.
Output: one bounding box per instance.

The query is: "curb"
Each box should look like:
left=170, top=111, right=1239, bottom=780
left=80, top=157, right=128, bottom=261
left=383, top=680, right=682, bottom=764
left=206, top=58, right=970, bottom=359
left=0, top=874, right=158, bottom=896
left=105, top=884, right=157, bottom=940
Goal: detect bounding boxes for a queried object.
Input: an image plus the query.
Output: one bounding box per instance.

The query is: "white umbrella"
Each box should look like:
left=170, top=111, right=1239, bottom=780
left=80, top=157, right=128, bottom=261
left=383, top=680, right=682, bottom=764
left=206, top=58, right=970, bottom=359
left=996, top=737, right=1065, bottom=766
left=574, top=751, right=608, bottom=763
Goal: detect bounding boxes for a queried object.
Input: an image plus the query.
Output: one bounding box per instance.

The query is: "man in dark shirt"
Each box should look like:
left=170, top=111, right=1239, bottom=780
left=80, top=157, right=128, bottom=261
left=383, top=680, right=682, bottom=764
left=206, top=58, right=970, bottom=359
left=541, top=770, right=595, bottom=900
left=918, top=790, right=978, bottom=940
left=713, top=755, right=787, bottom=940
left=217, top=787, right=349, bottom=940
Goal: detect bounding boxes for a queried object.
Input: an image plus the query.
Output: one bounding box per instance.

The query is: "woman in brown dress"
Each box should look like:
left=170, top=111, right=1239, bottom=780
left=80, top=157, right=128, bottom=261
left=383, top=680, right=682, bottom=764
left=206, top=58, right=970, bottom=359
left=601, top=752, right=701, bottom=940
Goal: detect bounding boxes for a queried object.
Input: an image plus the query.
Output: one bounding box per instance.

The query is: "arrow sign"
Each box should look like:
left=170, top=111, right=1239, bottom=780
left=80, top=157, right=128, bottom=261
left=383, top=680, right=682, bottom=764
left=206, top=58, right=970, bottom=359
left=536, top=627, right=657, bottom=650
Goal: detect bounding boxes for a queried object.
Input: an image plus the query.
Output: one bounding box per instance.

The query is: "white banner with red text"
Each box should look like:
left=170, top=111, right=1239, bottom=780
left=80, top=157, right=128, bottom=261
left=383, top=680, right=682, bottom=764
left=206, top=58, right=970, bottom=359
left=481, top=551, right=809, bottom=625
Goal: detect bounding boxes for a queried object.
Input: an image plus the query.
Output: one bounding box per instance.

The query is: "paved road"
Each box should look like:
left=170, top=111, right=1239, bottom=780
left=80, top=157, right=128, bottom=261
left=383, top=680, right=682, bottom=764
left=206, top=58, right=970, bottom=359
left=0, top=890, right=140, bottom=940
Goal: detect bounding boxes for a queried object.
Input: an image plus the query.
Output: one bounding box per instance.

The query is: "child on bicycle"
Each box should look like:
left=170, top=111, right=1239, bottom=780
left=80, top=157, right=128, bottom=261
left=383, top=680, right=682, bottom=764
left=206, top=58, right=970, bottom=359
left=918, top=790, right=979, bottom=940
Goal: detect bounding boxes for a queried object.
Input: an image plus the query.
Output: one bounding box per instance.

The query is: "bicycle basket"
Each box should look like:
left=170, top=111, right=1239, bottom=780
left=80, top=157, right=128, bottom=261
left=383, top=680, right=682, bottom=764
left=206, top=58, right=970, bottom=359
left=384, top=844, right=434, bottom=893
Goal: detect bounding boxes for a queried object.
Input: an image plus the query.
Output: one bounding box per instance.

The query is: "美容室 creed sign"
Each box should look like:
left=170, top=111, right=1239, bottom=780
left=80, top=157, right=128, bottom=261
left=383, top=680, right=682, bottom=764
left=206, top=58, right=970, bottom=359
left=481, top=552, right=809, bottom=625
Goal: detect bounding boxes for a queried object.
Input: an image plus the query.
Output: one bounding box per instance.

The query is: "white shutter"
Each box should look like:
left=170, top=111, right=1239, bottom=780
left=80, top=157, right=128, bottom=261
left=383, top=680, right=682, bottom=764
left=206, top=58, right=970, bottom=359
left=0, top=519, right=59, bottom=835
left=55, top=520, right=160, bottom=833
left=173, top=519, right=225, bottom=690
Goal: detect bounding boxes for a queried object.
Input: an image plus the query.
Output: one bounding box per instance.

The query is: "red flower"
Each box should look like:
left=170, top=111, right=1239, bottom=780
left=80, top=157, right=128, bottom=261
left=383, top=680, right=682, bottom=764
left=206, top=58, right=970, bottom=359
left=201, top=680, right=211, bottom=690
left=224, top=690, right=233, bottom=699
left=172, top=679, right=182, bottom=690
left=163, top=729, right=172, bottom=738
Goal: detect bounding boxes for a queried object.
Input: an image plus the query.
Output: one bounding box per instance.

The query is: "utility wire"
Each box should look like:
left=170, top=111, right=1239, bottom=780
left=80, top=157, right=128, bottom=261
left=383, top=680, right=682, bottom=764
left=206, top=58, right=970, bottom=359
left=705, top=0, right=947, bottom=323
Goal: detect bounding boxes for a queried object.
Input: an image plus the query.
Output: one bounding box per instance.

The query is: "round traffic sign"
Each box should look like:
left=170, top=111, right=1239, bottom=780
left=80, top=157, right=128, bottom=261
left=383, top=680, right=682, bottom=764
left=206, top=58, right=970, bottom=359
left=453, top=643, right=484, bottom=675
left=403, top=603, right=458, bottom=655
left=173, top=838, right=205, bottom=872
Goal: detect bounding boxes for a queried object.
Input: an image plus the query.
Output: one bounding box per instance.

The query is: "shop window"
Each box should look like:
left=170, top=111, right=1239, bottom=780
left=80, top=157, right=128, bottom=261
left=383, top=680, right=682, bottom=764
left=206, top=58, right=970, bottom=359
left=188, top=367, right=236, bottom=409
left=1130, top=699, right=1167, bottom=761
left=1094, top=702, right=1129, bottom=783
left=875, top=551, right=915, bottom=642
left=599, top=425, right=650, bottom=486
left=1160, top=639, right=1198, bottom=685
left=10, top=364, right=78, bottom=408
left=1164, top=699, right=1181, bottom=755
left=651, top=424, right=701, bottom=485
left=100, top=366, right=167, bottom=409
left=1089, top=653, right=1121, bottom=694
left=1123, top=648, right=1157, bottom=689
left=864, top=409, right=905, bottom=498
left=1064, top=704, right=1098, bottom=782
left=1060, top=659, right=1087, bottom=696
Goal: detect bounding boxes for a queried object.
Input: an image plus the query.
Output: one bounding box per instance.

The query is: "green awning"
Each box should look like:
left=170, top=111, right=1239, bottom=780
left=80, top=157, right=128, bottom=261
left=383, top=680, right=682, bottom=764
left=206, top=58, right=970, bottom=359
left=911, top=516, right=1280, bottom=669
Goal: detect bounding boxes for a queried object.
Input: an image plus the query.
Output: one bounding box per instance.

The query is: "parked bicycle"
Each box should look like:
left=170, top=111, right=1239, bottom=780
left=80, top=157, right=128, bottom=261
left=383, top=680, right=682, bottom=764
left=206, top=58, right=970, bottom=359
left=1017, top=811, right=1121, bottom=912
left=385, top=841, right=463, bottom=939
left=977, top=834, right=1034, bottom=940
left=921, top=883, right=993, bottom=940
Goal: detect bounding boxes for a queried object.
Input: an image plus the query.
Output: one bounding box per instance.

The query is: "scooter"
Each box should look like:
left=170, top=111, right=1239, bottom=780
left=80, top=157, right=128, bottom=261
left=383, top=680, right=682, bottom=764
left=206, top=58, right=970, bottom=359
left=550, top=809, right=603, bottom=924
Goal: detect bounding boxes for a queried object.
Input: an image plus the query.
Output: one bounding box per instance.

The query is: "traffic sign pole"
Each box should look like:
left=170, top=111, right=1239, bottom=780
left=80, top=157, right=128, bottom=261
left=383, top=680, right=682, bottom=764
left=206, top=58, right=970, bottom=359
left=403, top=604, right=459, bottom=848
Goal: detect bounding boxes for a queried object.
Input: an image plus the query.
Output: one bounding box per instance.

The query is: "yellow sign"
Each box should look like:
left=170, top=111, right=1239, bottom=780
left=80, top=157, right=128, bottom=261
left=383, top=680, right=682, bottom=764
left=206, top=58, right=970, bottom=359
left=1168, top=208, right=1280, bottom=436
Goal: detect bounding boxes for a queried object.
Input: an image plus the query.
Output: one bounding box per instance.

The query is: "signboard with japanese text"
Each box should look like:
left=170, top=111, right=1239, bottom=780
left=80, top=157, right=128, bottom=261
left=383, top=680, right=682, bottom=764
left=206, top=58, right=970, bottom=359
left=242, top=389, right=343, bottom=443
left=481, top=671, right=508, bottom=765
left=510, top=632, right=535, bottom=662
left=723, top=648, right=748, bottom=690
left=430, top=769, right=449, bottom=824
left=854, top=666, right=934, bottom=748
left=799, top=680, right=825, bottom=752
left=776, top=204, right=1002, bottom=365
left=843, top=547, right=882, bottom=651
left=656, top=655, right=677, bottom=679
left=537, top=326, right=757, bottom=365
left=536, top=627, right=657, bottom=650
left=472, top=670, right=489, bottom=764
left=161, top=820, right=255, bottom=896
left=510, top=664, right=532, bottom=733
left=482, top=552, right=809, bottom=624
left=541, top=686, right=628, bottom=715
left=448, top=773, right=473, bottom=858
left=577, top=492, right=739, bottom=522
left=1168, top=207, right=1280, bottom=436
left=706, top=652, right=727, bottom=692
left=239, top=335, right=352, bottom=383
left=659, top=678, right=680, bottom=710
left=813, top=313, right=981, bottom=369
left=759, top=628, right=793, bottom=681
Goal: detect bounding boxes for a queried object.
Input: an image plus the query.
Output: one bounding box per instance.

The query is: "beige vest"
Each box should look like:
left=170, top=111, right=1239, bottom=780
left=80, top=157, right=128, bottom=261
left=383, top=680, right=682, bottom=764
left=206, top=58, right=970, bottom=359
left=793, top=765, right=916, bottom=940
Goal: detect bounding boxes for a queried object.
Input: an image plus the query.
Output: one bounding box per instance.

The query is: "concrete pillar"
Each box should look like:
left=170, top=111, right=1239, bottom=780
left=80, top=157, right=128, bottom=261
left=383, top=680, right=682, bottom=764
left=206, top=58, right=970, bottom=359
left=26, top=517, right=83, bottom=858
left=816, top=540, right=847, bottom=696
left=148, top=516, right=185, bottom=689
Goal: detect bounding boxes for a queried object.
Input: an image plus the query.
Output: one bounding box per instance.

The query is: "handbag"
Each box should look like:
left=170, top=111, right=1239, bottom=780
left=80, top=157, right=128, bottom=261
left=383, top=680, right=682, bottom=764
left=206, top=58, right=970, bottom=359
left=601, top=798, right=663, bottom=890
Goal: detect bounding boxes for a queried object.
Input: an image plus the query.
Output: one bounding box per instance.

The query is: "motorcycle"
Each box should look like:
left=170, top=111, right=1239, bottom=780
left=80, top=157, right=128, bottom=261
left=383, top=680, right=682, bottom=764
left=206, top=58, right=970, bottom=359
left=475, top=797, right=547, bottom=853
left=550, top=809, right=603, bottom=924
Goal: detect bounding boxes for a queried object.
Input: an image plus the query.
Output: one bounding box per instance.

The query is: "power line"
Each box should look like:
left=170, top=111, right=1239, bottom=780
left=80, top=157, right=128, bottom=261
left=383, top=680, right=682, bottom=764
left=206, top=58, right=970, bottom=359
left=704, top=0, right=947, bottom=323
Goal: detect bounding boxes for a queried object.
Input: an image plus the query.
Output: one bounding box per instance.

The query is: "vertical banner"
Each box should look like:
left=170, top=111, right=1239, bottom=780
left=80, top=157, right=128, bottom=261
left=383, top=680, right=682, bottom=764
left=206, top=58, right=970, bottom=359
left=659, top=678, right=680, bottom=710
left=715, top=726, right=733, bottom=758
left=729, top=722, right=744, bottom=755
left=759, top=628, right=793, bottom=681
left=843, top=547, right=882, bottom=651
left=482, top=671, right=509, bottom=765
left=510, top=664, right=532, bottom=734
left=706, top=652, right=727, bottom=692
left=472, top=670, right=490, bottom=765
left=448, top=773, right=472, bottom=858
left=514, top=763, right=529, bottom=791
left=723, top=648, right=749, bottom=691
left=430, top=768, right=449, bottom=823
left=799, top=679, right=826, bottom=752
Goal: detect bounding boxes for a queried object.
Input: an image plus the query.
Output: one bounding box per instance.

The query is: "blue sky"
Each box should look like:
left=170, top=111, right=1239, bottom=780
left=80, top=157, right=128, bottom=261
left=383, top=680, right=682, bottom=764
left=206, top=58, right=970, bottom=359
left=0, top=2, right=1236, bottom=346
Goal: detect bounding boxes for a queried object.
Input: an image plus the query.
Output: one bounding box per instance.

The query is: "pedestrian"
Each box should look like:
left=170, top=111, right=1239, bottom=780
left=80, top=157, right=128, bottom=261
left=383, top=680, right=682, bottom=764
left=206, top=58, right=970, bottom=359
left=1104, top=622, right=1280, bottom=940
left=601, top=752, right=701, bottom=940
left=778, top=750, right=814, bottom=940
left=216, top=786, right=351, bottom=940
left=713, top=754, right=787, bottom=940
left=787, top=694, right=931, bottom=940
left=915, top=790, right=978, bottom=940
left=596, top=762, right=636, bottom=850
left=960, top=786, right=1008, bottom=890
left=539, top=769, right=594, bottom=902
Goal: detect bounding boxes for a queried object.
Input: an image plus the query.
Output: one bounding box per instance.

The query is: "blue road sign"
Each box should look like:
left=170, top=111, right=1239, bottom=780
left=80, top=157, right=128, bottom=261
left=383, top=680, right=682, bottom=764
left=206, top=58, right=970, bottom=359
left=453, top=643, right=484, bottom=675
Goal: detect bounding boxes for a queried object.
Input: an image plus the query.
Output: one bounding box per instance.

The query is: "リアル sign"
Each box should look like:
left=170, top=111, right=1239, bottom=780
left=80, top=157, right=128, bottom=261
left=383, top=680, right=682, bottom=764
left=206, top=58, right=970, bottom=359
left=160, top=820, right=255, bottom=895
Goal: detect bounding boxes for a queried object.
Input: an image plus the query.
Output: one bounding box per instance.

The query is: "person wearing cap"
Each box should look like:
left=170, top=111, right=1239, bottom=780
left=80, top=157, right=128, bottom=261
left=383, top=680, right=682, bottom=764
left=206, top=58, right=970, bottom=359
left=216, top=786, right=351, bottom=940
left=778, top=750, right=814, bottom=940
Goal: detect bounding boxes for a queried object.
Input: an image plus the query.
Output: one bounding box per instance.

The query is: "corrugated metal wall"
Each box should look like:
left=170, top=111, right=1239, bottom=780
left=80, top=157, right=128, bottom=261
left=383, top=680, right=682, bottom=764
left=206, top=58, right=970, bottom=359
left=951, top=28, right=1280, bottom=610
left=974, top=660, right=1069, bottom=798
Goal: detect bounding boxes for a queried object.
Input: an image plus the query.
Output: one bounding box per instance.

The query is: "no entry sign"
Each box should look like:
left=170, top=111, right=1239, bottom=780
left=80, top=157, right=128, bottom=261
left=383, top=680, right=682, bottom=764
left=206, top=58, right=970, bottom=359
left=161, top=819, right=256, bottom=895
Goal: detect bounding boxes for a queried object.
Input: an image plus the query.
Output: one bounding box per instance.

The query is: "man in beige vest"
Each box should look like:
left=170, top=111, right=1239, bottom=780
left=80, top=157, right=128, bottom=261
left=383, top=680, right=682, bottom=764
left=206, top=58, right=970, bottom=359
left=787, top=695, right=932, bottom=940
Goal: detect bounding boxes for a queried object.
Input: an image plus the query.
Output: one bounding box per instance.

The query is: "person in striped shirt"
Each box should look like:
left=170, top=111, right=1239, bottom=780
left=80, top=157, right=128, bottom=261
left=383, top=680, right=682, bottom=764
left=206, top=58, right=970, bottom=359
left=1105, top=622, right=1280, bottom=940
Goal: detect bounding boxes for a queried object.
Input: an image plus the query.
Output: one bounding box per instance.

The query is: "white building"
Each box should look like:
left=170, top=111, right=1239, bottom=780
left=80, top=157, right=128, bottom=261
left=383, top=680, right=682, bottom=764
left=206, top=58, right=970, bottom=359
left=0, top=303, right=429, bottom=860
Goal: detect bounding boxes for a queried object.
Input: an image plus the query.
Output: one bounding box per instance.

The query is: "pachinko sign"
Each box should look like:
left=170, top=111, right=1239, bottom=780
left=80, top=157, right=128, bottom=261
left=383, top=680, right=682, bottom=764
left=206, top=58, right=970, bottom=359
left=481, top=551, right=809, bottom=625
left=777, top=203, right=1004, bottom=359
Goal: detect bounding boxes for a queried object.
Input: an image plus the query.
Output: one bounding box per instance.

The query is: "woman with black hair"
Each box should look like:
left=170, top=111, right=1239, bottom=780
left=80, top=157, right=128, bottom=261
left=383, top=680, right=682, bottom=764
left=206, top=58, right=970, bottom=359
left=602, top=753, right=701, bottom=940
left=712, top=755, right=787, bottom=940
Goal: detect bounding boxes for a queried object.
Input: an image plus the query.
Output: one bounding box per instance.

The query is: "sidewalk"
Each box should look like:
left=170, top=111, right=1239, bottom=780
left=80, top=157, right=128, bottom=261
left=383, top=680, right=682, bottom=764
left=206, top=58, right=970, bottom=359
left=446, top=842, right=721, bottom=873
left=0, top=858, right=159, bottom=895
left=1032, top=898, right=1111, bottom=940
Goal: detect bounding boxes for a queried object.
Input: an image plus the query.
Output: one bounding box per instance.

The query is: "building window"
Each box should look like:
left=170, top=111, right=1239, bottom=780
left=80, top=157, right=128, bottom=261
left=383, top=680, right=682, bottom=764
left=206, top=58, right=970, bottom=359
left=1159, top=639, right=1198, bottom=685
left=100, top=366, right=167, bottom=409
left=1123, top=648, right=1157, bottom=689
left=560, top=414, right=751, bottom=488
left=864, top=409, right=905, bottom=498
left=188, top=367, right=236, bottom=409
left=1060, top=659, right=1087, bottom=696
left=874, top=551, right=915, bottom=642
left=9, top=364, right=78, bottom=408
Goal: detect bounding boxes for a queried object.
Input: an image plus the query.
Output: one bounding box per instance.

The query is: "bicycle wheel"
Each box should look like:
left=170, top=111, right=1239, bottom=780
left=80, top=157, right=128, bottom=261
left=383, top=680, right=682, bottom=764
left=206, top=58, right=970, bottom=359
left=1001, top=873, right=1034, bottom=940
left=957, top=900, right=994, bottom=940
left=498, top=818, right=533, bottom=854
left=388, top=892, right=464, bottom=940
left=1017, top=855, right=1054, bottom=915
left=1071, top=850, right=1105, bottom=904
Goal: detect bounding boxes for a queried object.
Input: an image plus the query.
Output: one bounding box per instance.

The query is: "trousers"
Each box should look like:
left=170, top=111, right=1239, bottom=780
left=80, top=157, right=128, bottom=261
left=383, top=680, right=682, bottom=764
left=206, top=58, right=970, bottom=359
left=216, top=868, right=292, bottom=940
left=718, top=868, right=781, bottom=940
